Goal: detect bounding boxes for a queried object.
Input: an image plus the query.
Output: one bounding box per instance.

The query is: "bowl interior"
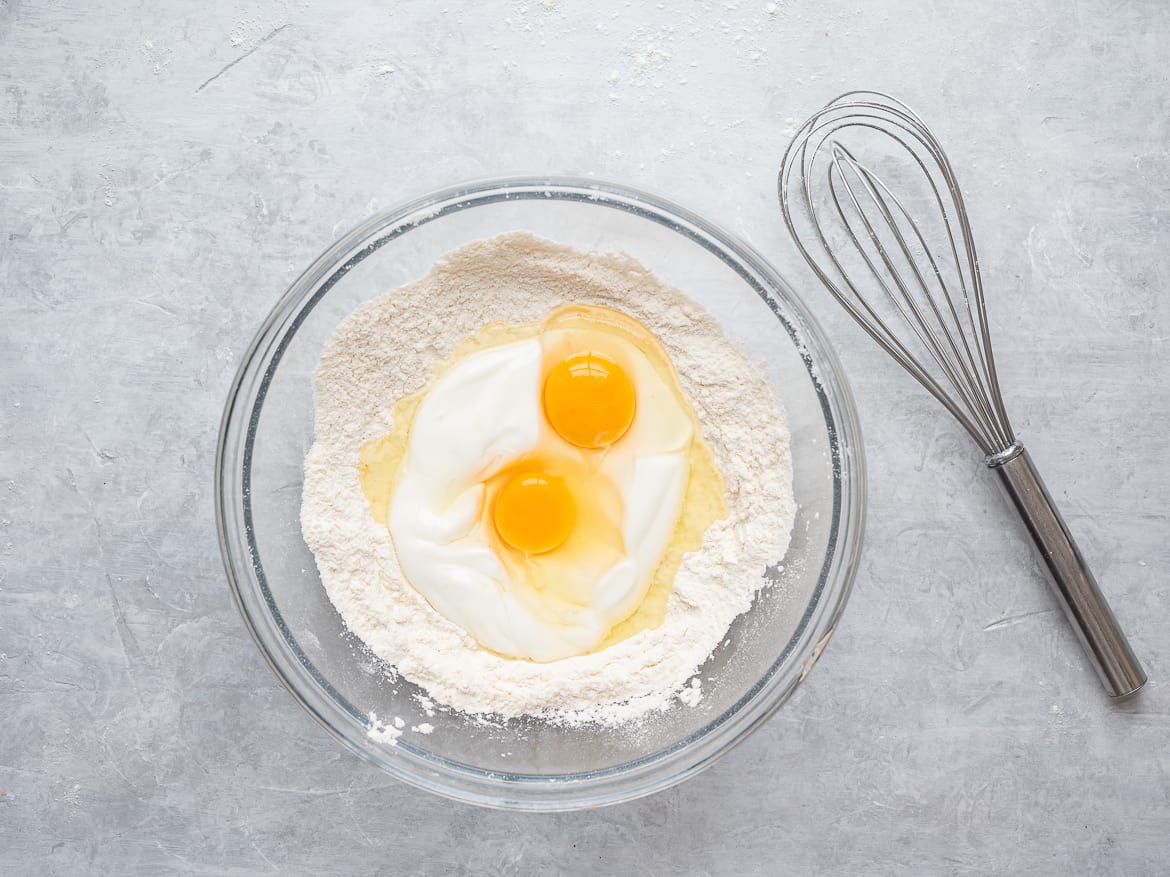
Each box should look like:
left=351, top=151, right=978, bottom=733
left=220, top=180, right=862, bottom=808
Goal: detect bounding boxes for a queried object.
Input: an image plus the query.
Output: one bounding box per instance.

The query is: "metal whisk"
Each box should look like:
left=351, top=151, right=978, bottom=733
left=778, top=91, right=1145, bottom=698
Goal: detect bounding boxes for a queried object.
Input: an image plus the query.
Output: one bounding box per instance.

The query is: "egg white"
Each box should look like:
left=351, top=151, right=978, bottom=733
left=387, top=332, right=694, bottom=662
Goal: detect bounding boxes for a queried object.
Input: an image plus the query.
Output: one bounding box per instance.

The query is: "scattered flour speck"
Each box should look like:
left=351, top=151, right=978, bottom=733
left=366, top=712, right=402, bottom=745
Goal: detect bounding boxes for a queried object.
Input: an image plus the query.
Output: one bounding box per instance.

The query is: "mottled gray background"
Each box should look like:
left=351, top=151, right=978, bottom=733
left=2, top=0, right=1168, bottom=874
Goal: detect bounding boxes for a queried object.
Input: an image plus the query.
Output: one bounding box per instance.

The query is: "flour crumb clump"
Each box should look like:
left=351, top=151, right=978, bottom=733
left=302, top=233, right=795, bottom=725
left=366, top=712, right=402, bottom=745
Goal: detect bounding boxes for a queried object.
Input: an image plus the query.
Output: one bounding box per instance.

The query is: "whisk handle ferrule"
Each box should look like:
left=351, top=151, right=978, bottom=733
left=988, top=445, right=1146, bottom=698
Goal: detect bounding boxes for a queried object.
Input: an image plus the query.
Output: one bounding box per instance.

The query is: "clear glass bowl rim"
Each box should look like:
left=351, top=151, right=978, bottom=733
left=215, top=176, right=866, bottom=811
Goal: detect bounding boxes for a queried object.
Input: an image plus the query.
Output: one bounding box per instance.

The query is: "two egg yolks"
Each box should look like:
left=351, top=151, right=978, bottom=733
left=490, top=352, right=635, bottom=555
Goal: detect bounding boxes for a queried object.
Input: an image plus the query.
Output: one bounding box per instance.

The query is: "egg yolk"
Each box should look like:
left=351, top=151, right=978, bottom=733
left=542, top=352, right=636, bottom=449
left=492, top=472, right=576, bottom=555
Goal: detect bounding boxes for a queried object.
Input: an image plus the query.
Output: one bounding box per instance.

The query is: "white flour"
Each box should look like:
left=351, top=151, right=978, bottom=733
left=301, top=233, right=794, bottom=724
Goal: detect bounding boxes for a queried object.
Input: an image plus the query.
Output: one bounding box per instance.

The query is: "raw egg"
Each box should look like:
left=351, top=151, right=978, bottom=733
left=359, top=304, right=727, bottom=662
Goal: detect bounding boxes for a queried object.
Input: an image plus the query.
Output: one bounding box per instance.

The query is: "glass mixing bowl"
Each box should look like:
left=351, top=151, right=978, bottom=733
left=215, top=177, right=865, bottom=810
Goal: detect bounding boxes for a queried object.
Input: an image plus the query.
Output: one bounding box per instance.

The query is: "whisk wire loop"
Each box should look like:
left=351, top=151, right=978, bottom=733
left=779, top=90, right=1016, bottom=455
left=829, top=147, right=1007, bottom=450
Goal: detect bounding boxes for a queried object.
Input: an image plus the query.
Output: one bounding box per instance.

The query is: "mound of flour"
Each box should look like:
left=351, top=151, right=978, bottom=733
left=301, top=233, right=794, bottom=724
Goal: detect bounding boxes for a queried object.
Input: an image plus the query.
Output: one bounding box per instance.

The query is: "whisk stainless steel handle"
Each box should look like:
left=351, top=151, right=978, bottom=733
left=992, top=445, right=1143, bottom=696
left=778, top=91, right=1145, bottom=698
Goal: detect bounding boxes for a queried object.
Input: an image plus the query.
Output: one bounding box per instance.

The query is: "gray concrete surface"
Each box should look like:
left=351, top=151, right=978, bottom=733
left=3, top=0, right=1169, bottom=874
